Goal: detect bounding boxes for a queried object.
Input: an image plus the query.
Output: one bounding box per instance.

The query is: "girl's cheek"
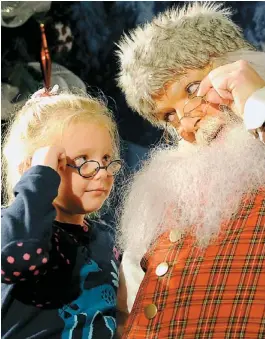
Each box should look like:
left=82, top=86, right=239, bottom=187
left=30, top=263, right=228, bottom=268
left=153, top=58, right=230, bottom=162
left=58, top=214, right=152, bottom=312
left=108, top=178, right=115, bottom=191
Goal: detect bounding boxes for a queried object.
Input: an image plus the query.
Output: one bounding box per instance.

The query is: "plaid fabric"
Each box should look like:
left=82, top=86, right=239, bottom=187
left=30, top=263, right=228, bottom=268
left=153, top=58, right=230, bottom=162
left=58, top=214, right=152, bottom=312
left=122, top=189, right=265, bottom=339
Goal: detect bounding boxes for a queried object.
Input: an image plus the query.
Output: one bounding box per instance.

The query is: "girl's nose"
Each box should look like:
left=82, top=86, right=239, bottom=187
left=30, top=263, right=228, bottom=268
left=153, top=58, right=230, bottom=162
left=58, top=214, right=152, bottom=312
left=93, top=167, right=109, bottom=180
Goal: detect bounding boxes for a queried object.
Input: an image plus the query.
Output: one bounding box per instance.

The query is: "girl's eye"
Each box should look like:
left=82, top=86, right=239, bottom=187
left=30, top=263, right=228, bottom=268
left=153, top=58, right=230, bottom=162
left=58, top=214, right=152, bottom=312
left=186, top=82, right=200, bottom=96
left=103, top=154, right=112, bottom=164
left=74, top=156, right=87, bottom=166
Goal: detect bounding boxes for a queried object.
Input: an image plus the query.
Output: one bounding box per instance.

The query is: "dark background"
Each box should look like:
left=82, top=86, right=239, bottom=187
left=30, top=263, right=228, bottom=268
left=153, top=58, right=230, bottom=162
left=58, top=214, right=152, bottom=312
left=2, top=1, right=265, bottom=147
left=1, top=1, right=265, bottom=219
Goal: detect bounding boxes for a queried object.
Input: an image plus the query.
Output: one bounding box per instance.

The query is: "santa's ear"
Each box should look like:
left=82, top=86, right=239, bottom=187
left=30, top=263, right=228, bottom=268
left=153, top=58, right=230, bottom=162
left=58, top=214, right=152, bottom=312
left=18, top=157, right=32, bottom=175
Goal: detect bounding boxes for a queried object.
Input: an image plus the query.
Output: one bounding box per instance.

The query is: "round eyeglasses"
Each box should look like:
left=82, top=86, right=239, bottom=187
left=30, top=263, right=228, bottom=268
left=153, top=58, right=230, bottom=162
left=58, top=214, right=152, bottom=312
left=67, top=160, right=122, bottom=179
left=182, top=95, right=209, bottom=119
left=163, top=95, right=209, bottom=144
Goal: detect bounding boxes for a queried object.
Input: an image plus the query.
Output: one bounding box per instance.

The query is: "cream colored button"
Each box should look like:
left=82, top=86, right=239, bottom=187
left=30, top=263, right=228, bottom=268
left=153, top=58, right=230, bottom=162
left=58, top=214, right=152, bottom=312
left=169, top=229, right=181, bottom=243
left=155, top=262, right=169, bottom=277
left=144, top=304, right=158, bottom=319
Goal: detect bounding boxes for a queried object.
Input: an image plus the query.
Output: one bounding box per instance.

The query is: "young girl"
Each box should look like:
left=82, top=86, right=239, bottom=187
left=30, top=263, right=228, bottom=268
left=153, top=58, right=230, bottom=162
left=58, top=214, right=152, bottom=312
left=1, top=87, right=122, bottom=339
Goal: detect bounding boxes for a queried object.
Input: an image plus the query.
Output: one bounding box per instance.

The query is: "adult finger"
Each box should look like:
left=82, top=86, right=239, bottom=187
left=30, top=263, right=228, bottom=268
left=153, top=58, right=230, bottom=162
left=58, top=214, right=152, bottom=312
left=197, top=62, right=239, bottom=97
left=197, top=75, right=212, bottom=97
left=198, top=72, right=234, bottom=101
left=205, top=88, right=232, bottom=105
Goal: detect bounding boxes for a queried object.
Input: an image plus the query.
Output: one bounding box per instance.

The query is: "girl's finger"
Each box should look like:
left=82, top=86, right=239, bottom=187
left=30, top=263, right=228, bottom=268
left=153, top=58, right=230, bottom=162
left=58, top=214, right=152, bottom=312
left=58, top=154, right=67, bottom=171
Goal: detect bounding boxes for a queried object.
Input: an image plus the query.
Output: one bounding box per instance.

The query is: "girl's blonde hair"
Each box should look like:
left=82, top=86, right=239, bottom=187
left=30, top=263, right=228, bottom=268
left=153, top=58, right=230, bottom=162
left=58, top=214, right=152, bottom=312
left=2, top=91, right=120, bottom=205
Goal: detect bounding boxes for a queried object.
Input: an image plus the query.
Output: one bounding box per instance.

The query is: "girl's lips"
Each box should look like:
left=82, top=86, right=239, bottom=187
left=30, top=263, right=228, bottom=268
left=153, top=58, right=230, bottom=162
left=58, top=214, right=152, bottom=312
left=86, top=187, right=106, bottom=192
left=86, top=189, right=107, bottom=194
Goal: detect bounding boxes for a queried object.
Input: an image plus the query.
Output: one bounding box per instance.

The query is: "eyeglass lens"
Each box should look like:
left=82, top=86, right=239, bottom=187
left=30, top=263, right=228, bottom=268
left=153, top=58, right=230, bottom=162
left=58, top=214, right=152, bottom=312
left=80, top=161, right=121, bottom=178
left=183, top=97, right=208, bottom=117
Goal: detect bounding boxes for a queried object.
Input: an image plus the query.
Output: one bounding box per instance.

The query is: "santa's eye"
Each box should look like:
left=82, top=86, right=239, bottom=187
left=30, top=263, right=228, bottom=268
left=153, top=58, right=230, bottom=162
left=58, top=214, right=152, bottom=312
left=186, top=82, right=200, bottom=97
left=164, top=112, right=176, bottom=122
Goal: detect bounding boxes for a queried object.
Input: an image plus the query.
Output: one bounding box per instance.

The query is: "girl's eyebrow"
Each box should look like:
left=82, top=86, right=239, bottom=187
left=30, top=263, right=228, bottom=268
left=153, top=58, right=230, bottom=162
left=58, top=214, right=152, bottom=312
left=71, top=148, right=114, bottom=157
left=71, top=148, right=91, bottom=157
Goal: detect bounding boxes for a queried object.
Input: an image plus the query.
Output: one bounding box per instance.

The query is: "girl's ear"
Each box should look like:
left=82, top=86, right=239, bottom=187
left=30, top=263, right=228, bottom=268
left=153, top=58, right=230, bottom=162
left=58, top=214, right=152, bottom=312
left=18, top=157, right=32, bottom=175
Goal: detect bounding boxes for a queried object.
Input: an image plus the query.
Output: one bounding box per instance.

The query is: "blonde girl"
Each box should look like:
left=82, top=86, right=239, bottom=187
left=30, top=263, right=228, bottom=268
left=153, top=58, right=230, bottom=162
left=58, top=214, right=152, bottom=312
left=1, top=87, right=122, bottom=339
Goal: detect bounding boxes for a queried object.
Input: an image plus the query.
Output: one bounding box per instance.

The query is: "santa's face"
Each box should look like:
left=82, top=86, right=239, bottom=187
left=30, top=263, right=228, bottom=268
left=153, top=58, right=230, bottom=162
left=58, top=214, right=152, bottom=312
left=154, top=67, right=240, bottom=145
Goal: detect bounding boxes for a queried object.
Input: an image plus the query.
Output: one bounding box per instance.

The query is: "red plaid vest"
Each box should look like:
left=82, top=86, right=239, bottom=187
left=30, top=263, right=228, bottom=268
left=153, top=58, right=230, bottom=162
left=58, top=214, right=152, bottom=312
left=122, top=189, right=265, bottom=338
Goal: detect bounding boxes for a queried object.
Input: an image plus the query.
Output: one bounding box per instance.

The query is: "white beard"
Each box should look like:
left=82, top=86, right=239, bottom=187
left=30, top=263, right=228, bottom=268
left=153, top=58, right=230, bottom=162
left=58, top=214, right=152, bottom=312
left=117, top=123, right=265, bottom=261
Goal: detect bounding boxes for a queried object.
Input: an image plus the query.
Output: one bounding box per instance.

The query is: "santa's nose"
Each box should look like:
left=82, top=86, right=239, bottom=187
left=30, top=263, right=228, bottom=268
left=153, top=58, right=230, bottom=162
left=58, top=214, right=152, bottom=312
left=179, top=116, right=201, bottom=133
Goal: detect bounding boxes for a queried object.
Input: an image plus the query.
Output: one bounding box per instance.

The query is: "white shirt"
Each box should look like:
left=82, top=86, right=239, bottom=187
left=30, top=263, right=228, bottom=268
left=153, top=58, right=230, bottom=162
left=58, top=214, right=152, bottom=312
left=244, top=87, right=265, bottom=143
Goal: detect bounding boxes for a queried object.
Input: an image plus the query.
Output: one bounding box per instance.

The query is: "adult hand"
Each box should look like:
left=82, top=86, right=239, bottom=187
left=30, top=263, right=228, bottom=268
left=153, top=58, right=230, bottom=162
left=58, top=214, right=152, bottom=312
left=31, top=146, right=67, bottom=173
left=197, top=60, right=265, bottom=118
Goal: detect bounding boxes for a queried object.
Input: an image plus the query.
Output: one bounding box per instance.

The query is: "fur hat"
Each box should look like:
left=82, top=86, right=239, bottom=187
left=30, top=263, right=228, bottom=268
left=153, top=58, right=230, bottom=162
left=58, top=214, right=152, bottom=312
left=116, top=2, right=254, bottom=127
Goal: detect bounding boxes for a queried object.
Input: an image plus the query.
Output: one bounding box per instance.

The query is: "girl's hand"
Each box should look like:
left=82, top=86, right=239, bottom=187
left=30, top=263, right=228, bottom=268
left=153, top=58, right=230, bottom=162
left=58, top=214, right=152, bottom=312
left=31, top=146, right=67, bottom=173
left=197, top=60, right=265, bottom=118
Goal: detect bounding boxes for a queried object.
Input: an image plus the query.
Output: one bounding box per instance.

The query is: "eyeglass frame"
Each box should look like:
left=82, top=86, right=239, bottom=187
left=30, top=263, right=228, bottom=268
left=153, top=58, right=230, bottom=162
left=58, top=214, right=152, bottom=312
left=161, top=64, right=223, bottom=143
left=66, top=159, right=122, bottom=179
left=182, top=80, right=210, bottom=118
left=165, top=93, right=209, bottom=143
left=162, top=86, right=210, bottom=144
left=163, top=91, right=228, bottom=144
